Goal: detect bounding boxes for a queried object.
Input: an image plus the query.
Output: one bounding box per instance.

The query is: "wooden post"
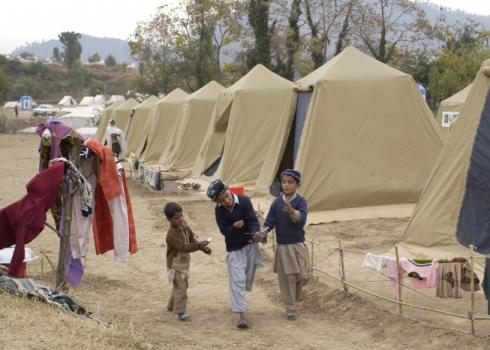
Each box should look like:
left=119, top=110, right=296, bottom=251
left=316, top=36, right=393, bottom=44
left=339, top=240, right=348, bottom=292
left=470, top=245, right=475, bottom=335
left=41, top=254, right=44, bottom=279
left=311, top=239, right=314, bottom=276
left=395, top=245, right=403, bottom=315
left=272, top=229, right=276, bottom=253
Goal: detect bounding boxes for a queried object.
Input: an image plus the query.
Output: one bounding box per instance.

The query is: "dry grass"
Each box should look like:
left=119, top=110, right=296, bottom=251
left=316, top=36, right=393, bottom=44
left=0, top=292, right=150, bottom=350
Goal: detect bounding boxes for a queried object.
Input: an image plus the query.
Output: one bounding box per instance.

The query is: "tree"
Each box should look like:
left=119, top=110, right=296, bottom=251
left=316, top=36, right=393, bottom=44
left=0, top=67, right=12, bottom=104
left=53, top=47, right=61, bottom=61
left=58, top=32, right=82, bottom=71
left=20, top=52, right=33, bottom=59
left=353, top=0, right=434, bottom=64
left=427, top=22, right=490, bottom=110
left=89, top=80, right=105, bottom=95
left=88, top=53, right=101, bottom=63
left=69, top=60, right=87, bottom=96
left=285, top=0, right=302, bottom=80
left=105, top=54, right=117, bottom=67
left=335, top=0, right=355, bottom=55
left=247, top=0, right=271, bottom=69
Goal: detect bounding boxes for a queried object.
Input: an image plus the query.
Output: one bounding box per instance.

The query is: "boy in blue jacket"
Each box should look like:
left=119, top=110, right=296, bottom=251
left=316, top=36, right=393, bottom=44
left=207, top=179, right=264, bottom=329
left=262, top=169, right=310, bottom=321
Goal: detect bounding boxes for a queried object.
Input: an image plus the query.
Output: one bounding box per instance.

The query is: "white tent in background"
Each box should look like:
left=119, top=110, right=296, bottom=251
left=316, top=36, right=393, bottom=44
left=76, top=127, right=98, bottom=138
left=58, top=96, right=77, bottom=106
left=79, top=96, right=95, bottom=106
left=3, top=101, right=19, bottom=108
left=58, top=106, right=103, bottom=129
left=94, top=95, right=106, bottom=105
left=107, top=95, right=126, bottom=104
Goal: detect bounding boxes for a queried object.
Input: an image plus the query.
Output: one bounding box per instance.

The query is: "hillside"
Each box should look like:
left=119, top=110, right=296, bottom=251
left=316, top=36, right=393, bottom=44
left=10, top=34, right=134, bottom=64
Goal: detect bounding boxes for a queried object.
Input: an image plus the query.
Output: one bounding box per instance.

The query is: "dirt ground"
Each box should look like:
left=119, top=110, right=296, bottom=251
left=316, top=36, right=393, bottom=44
left=1, top=134, right=490, bottom=349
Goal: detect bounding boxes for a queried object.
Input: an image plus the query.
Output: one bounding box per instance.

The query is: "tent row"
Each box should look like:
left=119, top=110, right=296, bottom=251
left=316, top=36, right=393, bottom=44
left=97, top=47, right=448, bottom=214
left=58, top=95, right=126, bottom=106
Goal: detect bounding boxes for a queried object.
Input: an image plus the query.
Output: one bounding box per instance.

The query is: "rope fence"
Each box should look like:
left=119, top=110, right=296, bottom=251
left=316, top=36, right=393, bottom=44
left=262, top=238, right=490, bottom=336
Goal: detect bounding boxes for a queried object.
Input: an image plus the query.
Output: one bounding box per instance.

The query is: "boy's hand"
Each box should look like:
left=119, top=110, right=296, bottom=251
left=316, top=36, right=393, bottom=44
left=252, top=232, right=262, bottom=243
left=233, top=220, right=244, bottom=228
left=197, top=241, right=209, bottom=246
left=283, top=201, right=294, bottom=215
left=203, top=247, right=212, bottom=255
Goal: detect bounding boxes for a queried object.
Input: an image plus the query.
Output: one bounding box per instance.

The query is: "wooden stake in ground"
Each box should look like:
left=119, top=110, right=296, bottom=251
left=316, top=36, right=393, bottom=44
left=339, top=240, right=348, bottom=292
left=469, top=244, right=475, bottom=335
left=395, top=245, right=403, bottom=315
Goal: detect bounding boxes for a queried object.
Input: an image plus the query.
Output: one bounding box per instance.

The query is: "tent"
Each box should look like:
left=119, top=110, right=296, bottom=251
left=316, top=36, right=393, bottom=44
left=400, top=59, right=490, bottom=257
left=125, top=96, right=160, bottom=154
left=58, top=96, right=77, bottom=106
left=3, top=101, right=19, bottom=108
left=139, top=89, right=189, bottom=162
left=435, top=83, right=473, bottom=138
left=254, top=47, right=444, bottom=213
left=111, top=98, right=139, bottom=136
left=94, top=95, right=106, bottom=105
left=107, top=95, right=126, bottom=104
left=79, top=96, right=95, bottom=106
left=192, top=65, right=292, bottom=184
left=58, top=106, right=101, bottom=129
left=94, top=100, right=124, bottom=143
left=158, top=82, right=225, bottom=169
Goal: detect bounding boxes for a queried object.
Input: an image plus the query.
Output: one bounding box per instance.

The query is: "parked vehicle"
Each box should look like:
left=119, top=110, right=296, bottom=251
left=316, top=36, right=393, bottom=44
left=33, top=104, right=56, bottom=116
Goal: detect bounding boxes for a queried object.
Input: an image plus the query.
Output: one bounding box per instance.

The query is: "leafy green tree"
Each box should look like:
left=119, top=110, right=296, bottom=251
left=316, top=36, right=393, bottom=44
left=247, top=0, right=271, bottom=69
left=88, top=53, right=101, bottom=63
left=53, top=47, right=61, bottom=61
left=0, top=67, right=12, bottom=104
left=69, top=59, right=87, bottom=95
left=20, top=52, right=34, bottom=59
left=59, top=32, right=82, bottom=71
left=89, top=80, right=105, bottom=95
left=428, top=23, right=490, bottom=110
left=105, top=54, right=117, bottom=67
left=285, top=0, right=301, bottom=80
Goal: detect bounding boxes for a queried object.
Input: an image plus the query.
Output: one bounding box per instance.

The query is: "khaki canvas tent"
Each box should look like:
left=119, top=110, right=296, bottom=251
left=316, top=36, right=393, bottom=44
left=192, top=65, right=292, bottom=184
left=111, top=98, right=139, bottom=138
left=400, top=59, right=490, bottom=258
left=94, top=100, right=124, bottom=143
left=254, top=46, right=444, bottom=212
left=125, top=95, right=160, bottom=155
left=158, top=82, right=225, bottom=169
left=140, top=89, right=189, bottom=162
left=435, top=83, right=473, bottom=138
left=58, top=96, right=77, bottom=106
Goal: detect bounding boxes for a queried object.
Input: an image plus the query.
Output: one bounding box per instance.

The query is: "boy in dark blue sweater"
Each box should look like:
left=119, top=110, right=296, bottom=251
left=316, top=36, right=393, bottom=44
left=262, top=169, right=310, bottom=321
left=207, top=179, right=264, bottom=329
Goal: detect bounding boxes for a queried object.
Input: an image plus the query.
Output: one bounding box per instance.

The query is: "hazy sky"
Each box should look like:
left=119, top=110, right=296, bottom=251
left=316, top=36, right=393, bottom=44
left=0, top=0, right=488, bottom=55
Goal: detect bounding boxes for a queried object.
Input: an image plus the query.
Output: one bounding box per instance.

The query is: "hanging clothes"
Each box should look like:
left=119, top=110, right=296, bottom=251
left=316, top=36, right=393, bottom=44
left=0, top=162, right=65, bottom=276
left=361, top=253, right=389, bottom=273
left=86, top=138, right=137, bottom=261
left=387, top=258, right=437, bottom=301
left=436, top=258, right=466, bottom=298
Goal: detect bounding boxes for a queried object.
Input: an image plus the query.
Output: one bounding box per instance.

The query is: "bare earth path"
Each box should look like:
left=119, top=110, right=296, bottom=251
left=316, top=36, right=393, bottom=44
left=1, top=134, right=489, bottom=349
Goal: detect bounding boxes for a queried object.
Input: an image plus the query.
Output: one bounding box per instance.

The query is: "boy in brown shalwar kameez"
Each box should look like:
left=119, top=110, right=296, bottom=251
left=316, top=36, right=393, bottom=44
left=262, top=169, right=310, bottom=321
left=165, top=202, right=211, bottom=321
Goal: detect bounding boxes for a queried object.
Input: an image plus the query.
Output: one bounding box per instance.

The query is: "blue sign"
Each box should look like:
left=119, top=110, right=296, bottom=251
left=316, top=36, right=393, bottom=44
left=20, top=96, right=32, bottom=110
left=417, top=83, right=426, bottom=101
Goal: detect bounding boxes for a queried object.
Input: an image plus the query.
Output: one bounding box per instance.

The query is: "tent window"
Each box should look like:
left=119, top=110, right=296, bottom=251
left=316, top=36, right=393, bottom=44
left=294, top=91, right=313, bottom=163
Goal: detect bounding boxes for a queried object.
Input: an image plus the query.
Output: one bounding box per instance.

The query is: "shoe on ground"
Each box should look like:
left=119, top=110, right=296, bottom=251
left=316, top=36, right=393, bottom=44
left=237, top=317, right=248, bottom=329
left=178, top=312, right=190, bottom=321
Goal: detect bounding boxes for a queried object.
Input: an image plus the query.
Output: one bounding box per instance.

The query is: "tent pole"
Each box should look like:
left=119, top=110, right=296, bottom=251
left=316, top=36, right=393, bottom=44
left=311, top=239, right=314, bottom=276
left=470, top=245, right=475, bottom=335
left=395, top=245, right=403, bottom=315
left=339, top=240, right=348, bottom=292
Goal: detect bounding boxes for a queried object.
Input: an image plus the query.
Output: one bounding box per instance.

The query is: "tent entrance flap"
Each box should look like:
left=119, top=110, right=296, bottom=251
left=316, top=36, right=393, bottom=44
left=204, top=156, right=222, bottom=177
left=456, top=85, right=490, bottom=254
left=275, top=111, right=297, bottom=182
left=294, top=91, right=312, bottom=164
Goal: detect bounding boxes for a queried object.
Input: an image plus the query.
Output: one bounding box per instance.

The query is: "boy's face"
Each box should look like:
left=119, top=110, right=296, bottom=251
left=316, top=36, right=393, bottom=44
left=214, top=190, right=234, bottom=208
left=167, top=211, right=184, bottom=227
left=281, top=175, right=301, bottom=196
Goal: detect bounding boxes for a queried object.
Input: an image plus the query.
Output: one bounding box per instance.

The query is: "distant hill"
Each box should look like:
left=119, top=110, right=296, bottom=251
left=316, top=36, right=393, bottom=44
left=10, top=34, right=134, bottom=64
left=418, top=2, right=490, bottom=29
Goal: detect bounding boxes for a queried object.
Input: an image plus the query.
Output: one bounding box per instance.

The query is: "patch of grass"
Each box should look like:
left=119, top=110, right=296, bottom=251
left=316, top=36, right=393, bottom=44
left=0, top=292, right=150, bottom=350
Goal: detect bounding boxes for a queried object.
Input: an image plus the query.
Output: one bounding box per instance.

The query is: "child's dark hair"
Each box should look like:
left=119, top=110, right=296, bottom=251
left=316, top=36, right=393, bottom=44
left=164, top=202, right=182, bottom=218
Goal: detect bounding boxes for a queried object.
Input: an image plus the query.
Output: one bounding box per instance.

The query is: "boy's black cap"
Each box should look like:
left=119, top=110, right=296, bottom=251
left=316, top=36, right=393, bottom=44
left=207, top=179, right=227, bottom=200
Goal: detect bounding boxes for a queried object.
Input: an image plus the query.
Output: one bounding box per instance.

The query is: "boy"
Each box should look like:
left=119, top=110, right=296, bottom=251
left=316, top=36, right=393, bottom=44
left=207, top=179, right=264, bottom=329
left=165, top=202, right=211, bottom=321
left=262, top=169, right=310, bottom=321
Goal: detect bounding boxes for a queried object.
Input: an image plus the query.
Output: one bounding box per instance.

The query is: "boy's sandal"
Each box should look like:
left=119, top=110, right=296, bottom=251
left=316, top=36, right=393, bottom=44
left=237, top=317, right=249, bottom=329
left=286, top=310, right=297, bottom=321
